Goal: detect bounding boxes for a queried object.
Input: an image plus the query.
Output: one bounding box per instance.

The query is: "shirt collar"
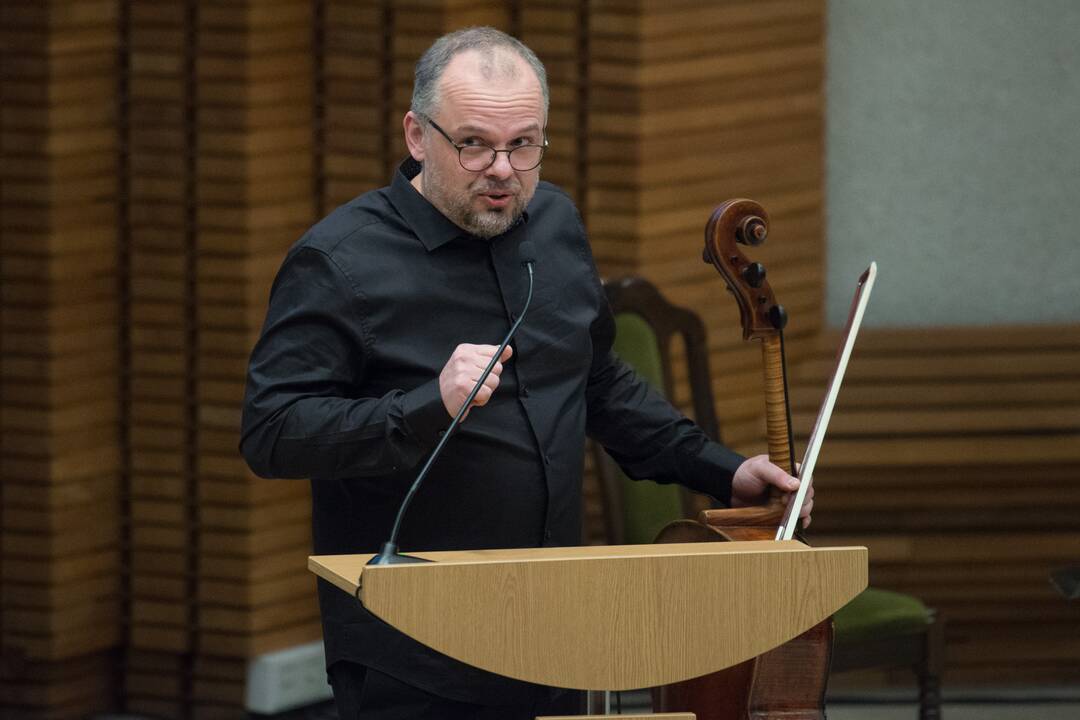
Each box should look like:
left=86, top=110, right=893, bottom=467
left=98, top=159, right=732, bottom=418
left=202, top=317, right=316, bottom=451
left=387, top=157, right=529, bottom=252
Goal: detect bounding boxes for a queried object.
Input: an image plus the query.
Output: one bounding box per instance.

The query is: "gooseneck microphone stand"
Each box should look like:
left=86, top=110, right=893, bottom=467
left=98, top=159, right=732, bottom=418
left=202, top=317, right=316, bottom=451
left=368, top=242, right=536, bottom=565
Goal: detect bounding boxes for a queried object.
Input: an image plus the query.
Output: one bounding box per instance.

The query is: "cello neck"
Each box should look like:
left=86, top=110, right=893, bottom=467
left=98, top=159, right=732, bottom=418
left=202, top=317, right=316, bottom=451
left=697, top=336, right=788, bottom=535
left=761, top=334, right=795, bottom=476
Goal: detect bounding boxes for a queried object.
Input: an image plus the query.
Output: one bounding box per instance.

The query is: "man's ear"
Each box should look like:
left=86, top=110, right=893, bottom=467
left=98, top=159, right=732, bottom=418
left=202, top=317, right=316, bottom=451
left=403, top=112, right=426, bottom=161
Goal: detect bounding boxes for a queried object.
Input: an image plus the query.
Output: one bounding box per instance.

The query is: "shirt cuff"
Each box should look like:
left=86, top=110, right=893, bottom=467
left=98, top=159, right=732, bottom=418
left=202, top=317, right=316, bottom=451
left=400, top=378, right=450, bottom=446
left=680, top=441, right=744, bottom=507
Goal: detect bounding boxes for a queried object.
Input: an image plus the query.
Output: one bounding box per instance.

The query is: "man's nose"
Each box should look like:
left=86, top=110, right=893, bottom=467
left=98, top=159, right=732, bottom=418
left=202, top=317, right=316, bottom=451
left=484, top=151, right=514, bottom=180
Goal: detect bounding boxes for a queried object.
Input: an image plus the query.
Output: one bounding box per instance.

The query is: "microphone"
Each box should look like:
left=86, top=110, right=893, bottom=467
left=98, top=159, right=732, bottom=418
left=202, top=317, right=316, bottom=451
left=518, top=239, right=536, bottom=266
left=369, top=241, right=537, bottom=565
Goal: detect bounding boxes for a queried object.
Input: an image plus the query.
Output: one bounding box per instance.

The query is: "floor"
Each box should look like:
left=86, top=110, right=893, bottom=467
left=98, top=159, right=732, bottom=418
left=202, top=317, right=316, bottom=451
left=827, top=686, right=1080, bottom=720
left=827, top=703, right=1080, bottom=719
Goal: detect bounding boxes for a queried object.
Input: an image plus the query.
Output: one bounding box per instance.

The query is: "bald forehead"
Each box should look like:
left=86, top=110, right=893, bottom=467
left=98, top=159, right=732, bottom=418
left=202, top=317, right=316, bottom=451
left=439, top=48, right=542, bottom=99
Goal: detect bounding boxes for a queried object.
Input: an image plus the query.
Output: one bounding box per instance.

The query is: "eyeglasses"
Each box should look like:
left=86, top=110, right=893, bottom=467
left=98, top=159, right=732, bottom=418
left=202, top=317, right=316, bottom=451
left=424, top=116, right=547, bottom=172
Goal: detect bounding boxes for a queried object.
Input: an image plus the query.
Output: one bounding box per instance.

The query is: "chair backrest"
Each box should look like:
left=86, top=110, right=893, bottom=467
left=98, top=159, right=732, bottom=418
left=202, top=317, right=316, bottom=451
left=595, top=276, right=722, bottom=544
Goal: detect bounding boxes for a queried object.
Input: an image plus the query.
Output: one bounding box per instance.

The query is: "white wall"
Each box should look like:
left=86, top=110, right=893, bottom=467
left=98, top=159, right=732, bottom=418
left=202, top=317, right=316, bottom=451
left=826, top=0, right=1080, bottom=327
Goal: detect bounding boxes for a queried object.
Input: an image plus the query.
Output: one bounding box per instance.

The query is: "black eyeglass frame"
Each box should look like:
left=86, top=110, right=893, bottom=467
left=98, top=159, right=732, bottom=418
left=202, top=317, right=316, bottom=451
left=423, top=115, right=548, bottom=172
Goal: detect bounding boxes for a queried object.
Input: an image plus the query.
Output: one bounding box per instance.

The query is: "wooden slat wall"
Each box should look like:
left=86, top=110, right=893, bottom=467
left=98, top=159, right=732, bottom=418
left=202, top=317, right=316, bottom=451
left=318, top=1, right=392, bottom=214
left=121, top=2, right=325, bottom=717
left=585, top=0, right=827, bottom=456
left=190, top=2, right=320, bottom=717
left=0, top=2, right=122, bottom=718
left=801, top=326, right=1080, bottom=684
left=124, top=1, right=197, bottom=714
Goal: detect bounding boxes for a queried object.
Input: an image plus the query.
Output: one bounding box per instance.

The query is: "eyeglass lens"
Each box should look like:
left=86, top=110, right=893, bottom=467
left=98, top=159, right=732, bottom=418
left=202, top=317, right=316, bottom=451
left=459, top=145, right=544, bottom=172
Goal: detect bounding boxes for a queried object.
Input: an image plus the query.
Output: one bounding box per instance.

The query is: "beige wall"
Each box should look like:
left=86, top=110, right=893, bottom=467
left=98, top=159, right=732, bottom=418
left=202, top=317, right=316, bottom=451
left=826, top=0, right=1080, bottom=327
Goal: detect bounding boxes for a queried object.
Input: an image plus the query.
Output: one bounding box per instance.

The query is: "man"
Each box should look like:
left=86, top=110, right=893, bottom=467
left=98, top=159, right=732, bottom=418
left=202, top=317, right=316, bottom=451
left=241, top=27, right=812, bottom=720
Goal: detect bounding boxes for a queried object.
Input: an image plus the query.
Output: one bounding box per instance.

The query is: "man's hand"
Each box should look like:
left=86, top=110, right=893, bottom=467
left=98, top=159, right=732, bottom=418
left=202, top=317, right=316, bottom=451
left=439, top=344, right=513, bottom=420
left=731, top=454, right=814, bottom=528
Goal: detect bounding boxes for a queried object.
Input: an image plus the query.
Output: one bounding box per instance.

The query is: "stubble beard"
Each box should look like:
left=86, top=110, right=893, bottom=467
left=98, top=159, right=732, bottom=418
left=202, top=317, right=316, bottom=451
left=422, top=161, right=532, bottom=239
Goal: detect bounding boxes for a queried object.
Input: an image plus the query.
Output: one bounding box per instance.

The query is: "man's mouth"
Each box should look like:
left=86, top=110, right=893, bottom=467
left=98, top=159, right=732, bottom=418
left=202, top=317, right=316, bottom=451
left=479, top=191, right=513, bottom=208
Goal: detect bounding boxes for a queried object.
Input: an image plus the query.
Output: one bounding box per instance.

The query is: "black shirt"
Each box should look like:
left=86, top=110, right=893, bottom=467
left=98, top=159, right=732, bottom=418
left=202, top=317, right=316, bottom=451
left=240, top=159, right=744, bottom=703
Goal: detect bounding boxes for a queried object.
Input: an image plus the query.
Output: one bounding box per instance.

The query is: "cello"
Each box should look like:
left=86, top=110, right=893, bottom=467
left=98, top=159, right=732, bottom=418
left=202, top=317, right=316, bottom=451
left=654, top=199, right=833, bottom=720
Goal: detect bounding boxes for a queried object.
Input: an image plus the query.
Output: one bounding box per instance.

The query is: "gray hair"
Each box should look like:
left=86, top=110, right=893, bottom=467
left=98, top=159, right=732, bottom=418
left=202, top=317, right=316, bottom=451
left=411, top=27, right=549, bottom=119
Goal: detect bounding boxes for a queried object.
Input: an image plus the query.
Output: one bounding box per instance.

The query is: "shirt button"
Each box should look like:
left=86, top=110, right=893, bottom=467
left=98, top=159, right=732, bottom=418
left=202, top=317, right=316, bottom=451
left=543, top=454, right=551, bottom=466
left=544, top=530, right=552, bottom=540
left=520, top=386, right=529, bottom=398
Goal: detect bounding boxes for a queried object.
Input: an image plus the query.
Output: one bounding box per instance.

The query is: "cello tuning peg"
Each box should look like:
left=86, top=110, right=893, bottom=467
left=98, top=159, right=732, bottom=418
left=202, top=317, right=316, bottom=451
left=742, top=262, right=766, bottom=288
left=736, top=217, right=767, bottom=246
left=768, top=304, right=788, bottom=330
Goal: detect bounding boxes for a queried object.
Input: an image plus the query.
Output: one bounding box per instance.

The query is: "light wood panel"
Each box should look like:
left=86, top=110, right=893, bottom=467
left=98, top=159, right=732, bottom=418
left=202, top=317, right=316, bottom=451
left=542, top=715, right=694, bottom=720
left=311, top=541, right=866, bottom=690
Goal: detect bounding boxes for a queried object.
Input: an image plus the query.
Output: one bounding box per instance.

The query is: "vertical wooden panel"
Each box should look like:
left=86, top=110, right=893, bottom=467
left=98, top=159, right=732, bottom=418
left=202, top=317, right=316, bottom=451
left=191, top=1, right=319, bottom=716
left=0, top=1, right=123, bottom=718
left=320, top=0, right=392, bottom=208
left=123, top=0, right=198, bottom=716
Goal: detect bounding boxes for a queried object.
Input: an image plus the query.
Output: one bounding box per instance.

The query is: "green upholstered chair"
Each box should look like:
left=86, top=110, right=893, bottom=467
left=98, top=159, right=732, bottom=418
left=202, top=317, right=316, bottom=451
left=609, top=313, right=685, bottom=543
left=832, top=588, right=945, bottom=719
left=595, top=276, right=945, bottom=720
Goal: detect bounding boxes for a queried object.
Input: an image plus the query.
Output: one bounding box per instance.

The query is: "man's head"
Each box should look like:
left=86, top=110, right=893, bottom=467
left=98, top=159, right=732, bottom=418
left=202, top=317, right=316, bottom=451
left=404, top=28, right=549, bottom=239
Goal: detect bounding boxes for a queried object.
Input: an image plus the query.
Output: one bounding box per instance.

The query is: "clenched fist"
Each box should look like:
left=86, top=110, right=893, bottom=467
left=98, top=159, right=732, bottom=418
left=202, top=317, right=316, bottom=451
left=439, top=343, right=514, bottom=420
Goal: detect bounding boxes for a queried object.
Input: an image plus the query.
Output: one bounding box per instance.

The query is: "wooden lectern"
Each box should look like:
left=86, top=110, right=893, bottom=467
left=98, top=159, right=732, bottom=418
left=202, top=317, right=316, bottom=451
left=309, top=540, right=866, bottom=716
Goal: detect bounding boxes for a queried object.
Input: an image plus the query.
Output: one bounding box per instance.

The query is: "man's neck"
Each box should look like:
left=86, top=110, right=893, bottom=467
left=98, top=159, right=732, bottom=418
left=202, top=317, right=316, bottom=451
left=410, top=171, right=424, bottom=197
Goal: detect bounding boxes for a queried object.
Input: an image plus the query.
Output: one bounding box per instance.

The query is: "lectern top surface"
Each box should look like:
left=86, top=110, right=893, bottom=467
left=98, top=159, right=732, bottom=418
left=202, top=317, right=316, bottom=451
left=309, top=539, right=851, bottom=600
left=310, top=540, right=815, bottom=586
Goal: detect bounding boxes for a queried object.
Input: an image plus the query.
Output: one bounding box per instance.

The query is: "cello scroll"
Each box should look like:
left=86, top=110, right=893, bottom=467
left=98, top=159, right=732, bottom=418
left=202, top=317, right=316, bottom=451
left=703, top=199, right=787, bottom=342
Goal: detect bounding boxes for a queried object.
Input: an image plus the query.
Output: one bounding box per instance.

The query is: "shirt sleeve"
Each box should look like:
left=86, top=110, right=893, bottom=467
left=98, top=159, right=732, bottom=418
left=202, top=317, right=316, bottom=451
left=240, top=245, right=449, bottom=480
left=583, top=293, right=744, bottom=507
